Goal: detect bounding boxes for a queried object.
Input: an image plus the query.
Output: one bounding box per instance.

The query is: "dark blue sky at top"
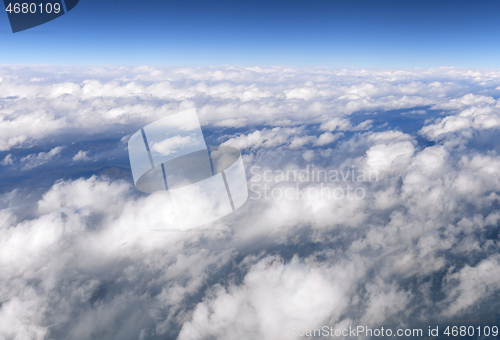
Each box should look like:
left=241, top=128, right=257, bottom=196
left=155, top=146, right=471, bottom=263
left=1, top=0, right=500, bottom=67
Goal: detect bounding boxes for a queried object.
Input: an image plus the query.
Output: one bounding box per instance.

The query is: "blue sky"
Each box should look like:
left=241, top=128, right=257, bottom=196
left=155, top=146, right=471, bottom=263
left=1, top=0, right=500, bottom=67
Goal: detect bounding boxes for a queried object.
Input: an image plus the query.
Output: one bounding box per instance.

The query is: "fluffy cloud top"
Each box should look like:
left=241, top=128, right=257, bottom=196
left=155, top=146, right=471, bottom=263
left=1, top=66, right=500, bottom=151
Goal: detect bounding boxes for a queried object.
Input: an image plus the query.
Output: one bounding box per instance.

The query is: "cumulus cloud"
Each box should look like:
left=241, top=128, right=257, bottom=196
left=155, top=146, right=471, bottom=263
left=19, top=146, right=65, bottom=170
left=221, top=127, right=307, bottom=150
left=213, top=118, right=247, bottom=128
left=1, top=66, right=500, bottom=339
left=443, top=255, right=500, bottom=317
left=319, top=118, right=351, bottom=132
left=363, top=140, right=415, bottom=176
left=178, top=255, right=363, bottom=340
left=315, top=132, right=343, bottom=146
left=73, top=150, right=91, bottom=162
left=0, top=65, right=498, bottom=151
left=151, top=135, right=202, bottom=156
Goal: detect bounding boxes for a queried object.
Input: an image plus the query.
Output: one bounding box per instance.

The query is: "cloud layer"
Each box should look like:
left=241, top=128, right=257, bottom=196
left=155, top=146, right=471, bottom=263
left=1, top=66, right=500, bottom=339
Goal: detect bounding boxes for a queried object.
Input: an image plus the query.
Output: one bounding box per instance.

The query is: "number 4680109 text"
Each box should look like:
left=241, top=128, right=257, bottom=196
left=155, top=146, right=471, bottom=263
left=5, top=3, right=61, bottom=14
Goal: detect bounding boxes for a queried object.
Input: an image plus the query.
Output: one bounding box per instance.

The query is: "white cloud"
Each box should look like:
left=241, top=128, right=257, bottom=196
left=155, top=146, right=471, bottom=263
left=320, top=117, right=351, bottom=132
left=320, top=118, right=373, bottom=133
left=302, top=150, right=314, bottom=162
left=178, top=255, right=363, bottom=340
left=1, top=154, right=15, bottom=166
left=315, top=132, right=342, bottom=146
left=72, top=150, right=91, bottom=162
left=213, top=118, right=247, bottom=128
left=221, top=127, right=306, bottom=150
left=150, top=135, right=202, bottom=156
left=443, top=255, right=500, bottom=316
left=363, top=141, right=415, bottom=176
left=19, top=146, right=65, bottom=170
left=0, top=66, right=499, bottom=151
